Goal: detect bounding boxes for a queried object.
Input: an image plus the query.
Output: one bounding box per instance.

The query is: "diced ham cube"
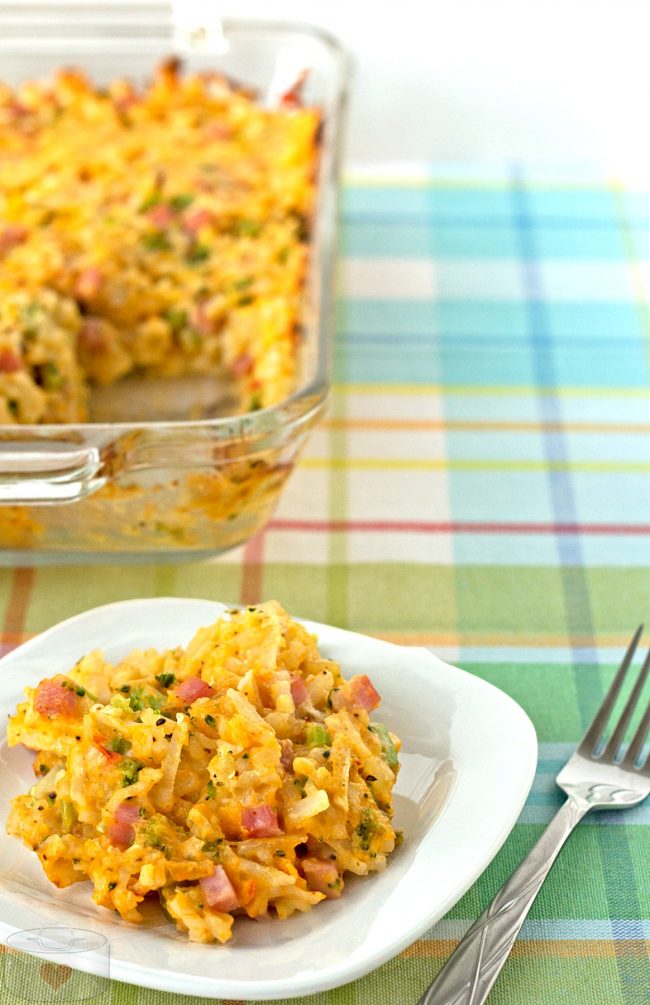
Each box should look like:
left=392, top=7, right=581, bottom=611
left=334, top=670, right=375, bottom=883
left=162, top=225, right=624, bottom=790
left=205, top=122, right=233, bottom=141
left=0, top=349, right=22, bottom=373
left=7, top=101, right=29, bottom=120
left=0, top=225, right=27, bottom=254
left=34, top=679, right=80, bottom=718
left=230, top=352, right=253, bottom=379
left=331, top=674, right=381, bottom=713
left=241, top=804, right=282, bottom=838
left=107, top=802, right=139, bottom=850
left=301, top=857, right=341, bottom=898
left=199, top=865, right=240, bottom=912
left=183, top=208, right=213, bottom=235
left=74, top=266, right=103, bottom=300
left=148, top=204, right=174, bottom=229
left=290, top=676, right=308, bottom=706
left=174, top=676, right=214, bottom=704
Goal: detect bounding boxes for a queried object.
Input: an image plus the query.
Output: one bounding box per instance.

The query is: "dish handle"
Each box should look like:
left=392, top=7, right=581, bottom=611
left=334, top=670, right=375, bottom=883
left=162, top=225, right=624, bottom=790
left=0, top=446, right=105, bottom=504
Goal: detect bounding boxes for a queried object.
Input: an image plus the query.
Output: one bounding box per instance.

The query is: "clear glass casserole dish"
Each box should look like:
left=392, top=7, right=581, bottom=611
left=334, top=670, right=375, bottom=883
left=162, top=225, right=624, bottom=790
left=0, top=8, right=347, bottom=563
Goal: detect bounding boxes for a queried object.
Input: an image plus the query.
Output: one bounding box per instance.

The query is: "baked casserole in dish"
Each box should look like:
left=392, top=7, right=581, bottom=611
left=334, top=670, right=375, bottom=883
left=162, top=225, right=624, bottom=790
left=0, top=17, right=346, bottom=560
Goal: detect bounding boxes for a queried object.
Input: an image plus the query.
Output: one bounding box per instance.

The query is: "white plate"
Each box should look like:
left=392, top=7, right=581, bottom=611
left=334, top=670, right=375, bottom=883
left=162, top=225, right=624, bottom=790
left=0, top=599, right=537, bottom=1000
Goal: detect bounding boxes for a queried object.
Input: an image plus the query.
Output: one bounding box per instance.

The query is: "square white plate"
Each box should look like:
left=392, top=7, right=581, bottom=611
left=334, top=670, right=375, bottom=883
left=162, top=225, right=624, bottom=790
left=0, top=599, right=537, bottom=1000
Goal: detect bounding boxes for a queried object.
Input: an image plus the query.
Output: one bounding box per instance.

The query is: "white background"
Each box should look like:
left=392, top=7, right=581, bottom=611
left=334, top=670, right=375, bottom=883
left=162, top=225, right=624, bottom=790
left=213, top=0, right=650, bottom=169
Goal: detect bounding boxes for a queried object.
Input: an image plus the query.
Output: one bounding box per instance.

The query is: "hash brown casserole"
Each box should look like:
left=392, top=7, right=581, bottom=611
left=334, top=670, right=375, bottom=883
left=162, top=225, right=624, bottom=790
left=0, top=60, right=320, bottom=423
left=6, top=601, right=401, bottom=943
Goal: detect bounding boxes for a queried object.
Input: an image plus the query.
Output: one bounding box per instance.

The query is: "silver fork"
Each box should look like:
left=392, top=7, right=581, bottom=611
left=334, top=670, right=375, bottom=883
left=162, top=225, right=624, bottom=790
left=418, top=625, right=650, bottom=1005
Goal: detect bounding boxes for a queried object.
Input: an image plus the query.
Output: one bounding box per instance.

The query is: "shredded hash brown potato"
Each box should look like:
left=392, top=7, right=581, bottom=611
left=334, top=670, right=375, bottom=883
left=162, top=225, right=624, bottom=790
left=0, top=60, right=320, bottom=422
left=6, top=601, right=401, bottom=943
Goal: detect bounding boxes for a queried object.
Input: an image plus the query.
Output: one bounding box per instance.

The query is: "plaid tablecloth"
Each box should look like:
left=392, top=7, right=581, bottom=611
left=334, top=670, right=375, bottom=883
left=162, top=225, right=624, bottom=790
left=1, top=164, right=649, bottom=1004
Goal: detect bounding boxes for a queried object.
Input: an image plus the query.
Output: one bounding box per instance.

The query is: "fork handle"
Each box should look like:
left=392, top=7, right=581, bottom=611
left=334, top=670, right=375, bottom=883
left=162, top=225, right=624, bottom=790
left=417, top=796, right=590, bottom=1005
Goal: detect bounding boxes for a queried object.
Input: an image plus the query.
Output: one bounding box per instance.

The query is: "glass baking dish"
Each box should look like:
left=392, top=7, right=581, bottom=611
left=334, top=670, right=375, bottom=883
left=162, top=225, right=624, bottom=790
left=0, top=9, right=347, bottom=563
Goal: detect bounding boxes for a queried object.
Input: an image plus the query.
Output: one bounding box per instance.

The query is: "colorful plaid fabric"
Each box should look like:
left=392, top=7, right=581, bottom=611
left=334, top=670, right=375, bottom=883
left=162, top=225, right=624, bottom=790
left=1, top=164, right=650, bottom=1004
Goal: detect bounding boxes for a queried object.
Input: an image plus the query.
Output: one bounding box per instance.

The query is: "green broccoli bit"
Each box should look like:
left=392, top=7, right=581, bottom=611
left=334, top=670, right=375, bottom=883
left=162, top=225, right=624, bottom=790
left=128, top=687, right=166, bottom=713
left=205, top=779, right=217, bottom=801
left=106, top=735, right=131, bottom=755
left=141, top=231, right=171, bottom=252
left=186, top=243, right=210, bottom=265
left=41, top=361, right=64, bottom=390
left=201, top=839, right=223, bottom=859
left=139, top=192, right=162, bottom=212
left=233, top=218, right=262, bottom=238
left=231, top=275, right=254, bottom=291
left=369, top=722, right=399, bottom=770
left=155, top=671, right=177, bottom=688
left=142, top=820, right=167, bottom=852
left=120, top=759, right=144, bottom=787
left=168, top=193, right=194, bottom=212
left=162, top=309, right=188, bottom=334
left=305, top=724, right=330, bottom=748
left=355, top=808, right=377, bottom=851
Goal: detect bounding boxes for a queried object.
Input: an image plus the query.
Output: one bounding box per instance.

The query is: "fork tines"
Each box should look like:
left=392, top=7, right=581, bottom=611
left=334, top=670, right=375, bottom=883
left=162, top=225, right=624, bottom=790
left=578, top=625, right=650, bottom=771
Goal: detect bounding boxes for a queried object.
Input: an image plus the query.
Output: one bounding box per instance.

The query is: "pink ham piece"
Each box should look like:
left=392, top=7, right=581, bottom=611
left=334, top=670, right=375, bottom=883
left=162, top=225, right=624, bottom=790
left=230, top=353, right=254, bottom=379
left=0, top=349, right=22, bottom=373
left=107, top=802, right=139, bottom=850
left=330, top=674, right=381, bottom=713
left=290, top=676, right=308, bottom=706
left=301, top=857, right=341, bottom=898
left=183, top=208, right=212, bottom=236
left=148, top=204, right=174, bottom=229
left=199, top=865, right=240, bottom=912
left=174, top=676, right=214, bottom=704
left=241, top=805, right=282, bottom=838
left=34, top=679, right=80, bottom=718
left=7, top=101, right=29, bottom=120
left=205, top=122, right=233, bottom=142
left=74, top=266, right=103, bottom=300
left=0, top=225, right=27, bottom=254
